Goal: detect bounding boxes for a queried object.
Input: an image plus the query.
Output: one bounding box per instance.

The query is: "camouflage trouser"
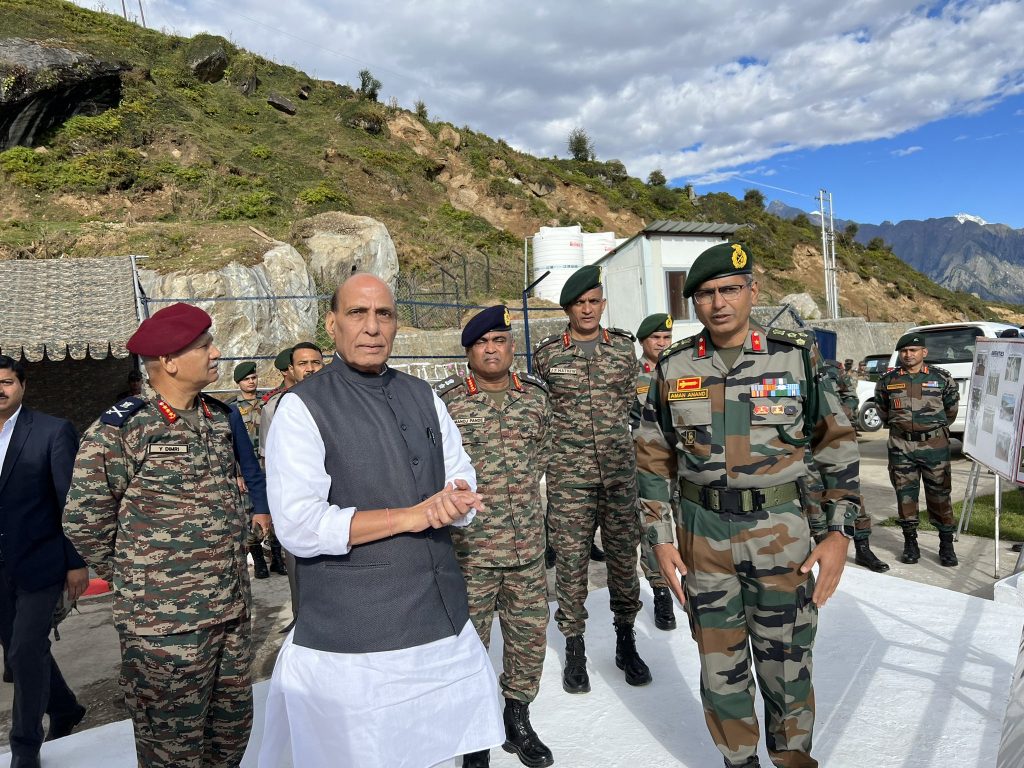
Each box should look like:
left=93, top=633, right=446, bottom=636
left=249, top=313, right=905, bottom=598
left=118, top=618, right=253, bottom=768
left=244, top=521, right=278, bottom=548
left=548, top=479, right=641, bottom=636
left=677, top=497, right=818, bottom=768
left=887, top=435, right=955, bottom=532
left=462, top=556, right=549, bottom=703
left=637, top=499, right=669, bottom=589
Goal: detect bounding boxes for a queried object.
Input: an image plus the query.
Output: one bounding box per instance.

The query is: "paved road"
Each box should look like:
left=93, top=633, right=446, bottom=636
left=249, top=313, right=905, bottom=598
left=2, top=429, right=1020, bottom=748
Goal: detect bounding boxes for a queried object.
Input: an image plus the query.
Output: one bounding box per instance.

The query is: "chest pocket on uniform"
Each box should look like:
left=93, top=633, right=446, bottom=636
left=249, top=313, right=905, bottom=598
left=750, top=397, right=805, bottom=447
left=670, top=400, right=713, bottom=460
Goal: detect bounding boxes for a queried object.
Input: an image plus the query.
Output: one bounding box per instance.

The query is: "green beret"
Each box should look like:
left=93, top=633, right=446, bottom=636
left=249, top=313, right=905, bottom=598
left=274, top=347, right=294, bottom=371
left=683, top=242, right=754, bottom=299
left=559, top=264, right=603, bottom=306
left=895, top=332, right=927, bottom=350
left=637, top=313, right=672, bottom=340
left=233, top=361, right=257, bottom=383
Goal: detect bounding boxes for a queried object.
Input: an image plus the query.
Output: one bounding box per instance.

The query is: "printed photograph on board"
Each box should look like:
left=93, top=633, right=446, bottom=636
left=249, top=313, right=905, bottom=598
left=983, top=406, right=995, bottom=433
left=1006, top=355, right=1022, bottom=383
left=1001, top=394, right=1016, bottom=422
left=996, top=431, right=1012, bottom=461
left=988, top=373, right=1000, bottom=397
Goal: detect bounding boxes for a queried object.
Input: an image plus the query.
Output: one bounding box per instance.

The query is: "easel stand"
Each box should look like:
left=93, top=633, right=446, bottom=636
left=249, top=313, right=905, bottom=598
left=957, top=459, right=1004, bottom=578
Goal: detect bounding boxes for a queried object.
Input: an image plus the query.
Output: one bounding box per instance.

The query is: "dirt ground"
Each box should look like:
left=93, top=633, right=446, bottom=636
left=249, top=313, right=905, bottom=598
left=1, top=430, right=1017, bottom=748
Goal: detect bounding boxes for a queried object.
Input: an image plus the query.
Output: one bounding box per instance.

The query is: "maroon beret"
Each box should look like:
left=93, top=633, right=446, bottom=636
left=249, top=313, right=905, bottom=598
left=126, top=303, right=212, bottom=356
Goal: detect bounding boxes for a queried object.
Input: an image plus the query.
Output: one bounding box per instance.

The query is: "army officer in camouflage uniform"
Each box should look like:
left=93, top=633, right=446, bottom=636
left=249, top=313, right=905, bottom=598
left=632, top=313, right=678, bottom=630
left=63, top=303, right=253, bottom=768
left=636, top=243, right=861, bottom=768
left=874, top=332, right=960, bottom=567
left=437, top=305, right=553, bottom=768
left=533, top=264, right=651, bottom=694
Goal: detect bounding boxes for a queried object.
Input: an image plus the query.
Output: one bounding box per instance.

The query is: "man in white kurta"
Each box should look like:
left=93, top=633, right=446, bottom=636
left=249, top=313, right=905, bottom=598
left=258, top=275, right=504, bottom=768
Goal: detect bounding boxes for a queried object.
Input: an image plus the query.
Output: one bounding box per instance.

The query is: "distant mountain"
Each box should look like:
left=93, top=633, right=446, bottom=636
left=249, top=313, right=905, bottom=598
left=767, top=201, right=1024, bottom=302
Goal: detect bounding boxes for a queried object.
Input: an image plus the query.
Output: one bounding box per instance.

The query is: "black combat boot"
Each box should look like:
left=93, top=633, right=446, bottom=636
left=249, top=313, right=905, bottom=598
left=938, top=531, right=959, bottom=567
left=589, top=543, right=606, bottom=562
left=502, top=699, right=554, bottom=767
left=545, top=545, right=556, bottom=569
left=249, top=545, right=270, bottom=579
left=725, top=757, right=761, bottom=767
left=854, top=538, right=890, bottom=573
left=269, top=545, right=288, bottom=575
left=653, top=587, right=677, bottom=630
left=462, top=750, right=490, bottom=767
left=614, top=622, right=652, bottom=686
left=562, top=635, right=590, bottom=694
left=900, top=526, right=920, bottom=564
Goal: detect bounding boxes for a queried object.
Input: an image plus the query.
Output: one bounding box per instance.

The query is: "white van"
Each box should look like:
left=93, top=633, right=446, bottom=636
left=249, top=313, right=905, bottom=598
left=855, top=321, right=1020, bottom=437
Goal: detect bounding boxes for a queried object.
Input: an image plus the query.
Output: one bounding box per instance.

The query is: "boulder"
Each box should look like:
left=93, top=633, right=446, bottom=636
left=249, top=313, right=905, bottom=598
left=438, top=125, right=461, bottom=149
left=137, top=243, right=318, bottom=391
left=292, top=212, right=400, bottom=290
left=267, top=93, right=297, bottom=115
left=188, top=47, right=228, bottom=83
left=527, top=180, right=555, bottom=197
left=779, top=292, right=822, bottom=320
left=0, top=38, right=127, bottom=150
left=388, top=113, right=435, bottom=156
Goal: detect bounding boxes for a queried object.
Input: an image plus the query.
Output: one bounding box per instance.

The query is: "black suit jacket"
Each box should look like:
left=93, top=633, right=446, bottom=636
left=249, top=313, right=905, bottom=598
left=0, top=407, right=86, bottom=591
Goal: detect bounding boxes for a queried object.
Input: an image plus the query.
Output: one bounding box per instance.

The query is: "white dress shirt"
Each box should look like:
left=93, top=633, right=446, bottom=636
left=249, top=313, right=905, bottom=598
left=0, top=405, right=22, bottom=469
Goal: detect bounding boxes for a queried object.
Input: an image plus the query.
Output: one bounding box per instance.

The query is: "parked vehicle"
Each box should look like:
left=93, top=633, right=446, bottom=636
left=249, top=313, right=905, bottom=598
left=860, top=354, right=892, bottom=381
left=855, top=322, right=1019, bottom=436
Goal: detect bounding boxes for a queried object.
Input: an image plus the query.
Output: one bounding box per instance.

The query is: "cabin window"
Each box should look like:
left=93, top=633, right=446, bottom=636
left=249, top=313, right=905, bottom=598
left=666, top=270, right=690, bottom=320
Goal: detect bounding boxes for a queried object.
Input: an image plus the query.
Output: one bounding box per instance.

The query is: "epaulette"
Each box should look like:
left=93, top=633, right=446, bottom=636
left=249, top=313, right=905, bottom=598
left=533, top=334, right=560, bottom=352
left=100, top=397, right=147, bottom=427
left=661, top=335, right=696, bottom=360
left=519, top=372, right=548, bottom=392
left=766, top=327, right=813, bottom=348
left=929, top=365, right=953, bottom=381
left=433, top=376, right=464, bottom=396
left=200, top=393, right=232, bottom=414
left=606, top=327, right=637, bottom=343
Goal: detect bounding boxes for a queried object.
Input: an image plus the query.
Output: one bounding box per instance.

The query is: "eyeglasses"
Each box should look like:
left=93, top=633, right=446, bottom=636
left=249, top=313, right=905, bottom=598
left=692, top=283, right=750, bottom=305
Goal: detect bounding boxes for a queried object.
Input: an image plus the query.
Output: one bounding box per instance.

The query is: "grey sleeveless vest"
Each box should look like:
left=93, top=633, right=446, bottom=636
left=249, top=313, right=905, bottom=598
left=288, top=356, right=470, bottom=653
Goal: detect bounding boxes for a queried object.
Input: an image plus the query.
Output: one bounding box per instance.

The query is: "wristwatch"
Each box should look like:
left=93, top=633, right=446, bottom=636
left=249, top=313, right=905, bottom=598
left=827, top=524, right=855, bottom=540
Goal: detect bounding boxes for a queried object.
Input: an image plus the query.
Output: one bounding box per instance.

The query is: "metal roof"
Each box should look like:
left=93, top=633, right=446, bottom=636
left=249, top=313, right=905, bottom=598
left=0, top=256, right=140, bottom=362
left=643, top=220, right=745, bottom=236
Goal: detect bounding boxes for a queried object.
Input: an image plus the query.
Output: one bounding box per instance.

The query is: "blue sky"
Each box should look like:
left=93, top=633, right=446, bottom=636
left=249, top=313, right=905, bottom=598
left=73, top=0, right=1024, bottom=228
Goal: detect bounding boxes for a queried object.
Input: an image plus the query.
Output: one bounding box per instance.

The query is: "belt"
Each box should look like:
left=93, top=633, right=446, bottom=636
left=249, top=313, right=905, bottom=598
left=680, top=479, right=801, bottom=513
left=890, top=426, right=946, bottom=441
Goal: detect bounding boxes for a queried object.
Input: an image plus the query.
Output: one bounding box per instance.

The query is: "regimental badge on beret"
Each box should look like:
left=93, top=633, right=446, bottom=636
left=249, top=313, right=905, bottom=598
left=637, top=313, right=673, bottom=341
left=462, top=304, right=513, bottom=348
left=895, top=332, right=927, bottom=350
left=126, top=303, right=212, bottom=357
left=683, top=241, right=755, bottom=299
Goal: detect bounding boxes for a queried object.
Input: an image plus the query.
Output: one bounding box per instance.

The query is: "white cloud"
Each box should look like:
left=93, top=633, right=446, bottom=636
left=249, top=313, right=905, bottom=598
left=892, top=146, right=924, bottom=156
left=70, top=0, right=1024, bottom=182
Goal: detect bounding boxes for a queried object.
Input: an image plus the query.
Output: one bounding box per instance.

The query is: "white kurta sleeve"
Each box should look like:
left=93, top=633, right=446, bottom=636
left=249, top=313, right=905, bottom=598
left=432, top=391, right=478, bottom=527
left=266, top=393, right=357, bottom=556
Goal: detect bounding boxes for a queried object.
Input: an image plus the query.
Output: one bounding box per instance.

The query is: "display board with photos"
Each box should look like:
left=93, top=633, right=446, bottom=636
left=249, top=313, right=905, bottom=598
left=963, top=337, right=1024, bottom=483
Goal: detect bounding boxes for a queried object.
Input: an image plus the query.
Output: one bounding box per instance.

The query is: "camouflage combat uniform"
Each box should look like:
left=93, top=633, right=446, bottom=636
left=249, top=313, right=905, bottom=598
left=635, top=325, right=860, bottom=768
left=631, top=360, right=670, bottom=590
left=874, top=363, right=959, bottom=531
left=231, top=395, right=277, bottom=549
left=533, top=325, right=641, bottom=636
left=436, top=371, right=550, bottom=703
left=63, top=394, right=252, bottom=768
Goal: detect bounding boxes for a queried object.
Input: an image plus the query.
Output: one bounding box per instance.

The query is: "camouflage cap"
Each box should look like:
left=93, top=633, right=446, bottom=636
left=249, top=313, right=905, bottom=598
left=683, top=242, right=754, bottom=299
left=274, top=348, right=294, bottom=371
left=636, top=313, right=672, bottom=340
left=462, top=305, right=512, bottom=347
left=126, top=303, right=211, bottom=356
left=895, top=332, right=927, bottom=350
left=233, top=361, right=257, bottom=382
left=559, top=264, right=603, bottom=306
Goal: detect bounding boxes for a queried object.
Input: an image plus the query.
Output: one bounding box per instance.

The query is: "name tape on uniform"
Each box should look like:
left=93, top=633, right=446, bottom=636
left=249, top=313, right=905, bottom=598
left=548, top=367, right=577, bottom=375
left=148, top=444, right=188, bottom=455
left=453, top=417, right=486, bottom=426
left=668, top=389, right=709, bottom=401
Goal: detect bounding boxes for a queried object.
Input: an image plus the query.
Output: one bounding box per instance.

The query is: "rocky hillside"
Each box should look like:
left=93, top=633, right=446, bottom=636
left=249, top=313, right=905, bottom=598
left=1, top=0, right=1021, bottom=324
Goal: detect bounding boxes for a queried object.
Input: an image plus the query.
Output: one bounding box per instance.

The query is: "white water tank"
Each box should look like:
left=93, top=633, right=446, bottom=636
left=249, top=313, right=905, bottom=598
left=532, top=226, right=584, bottom=304
left=582, top=231, right=617, bottom=265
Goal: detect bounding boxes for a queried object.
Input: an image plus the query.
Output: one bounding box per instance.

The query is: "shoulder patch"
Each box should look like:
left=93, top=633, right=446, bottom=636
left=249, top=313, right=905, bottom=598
left=433, top=376, right=464, bottom=396
left=520, top=372, right=549, bottom=392
left=767, top=327, right=813, bottom=347
left=200, top=393, right=231, bottom=414
left=100, top=397, right=147, bottom=427
left=607, top=327, right=637, bottom=343
left=662, top=335, right=696, bottom=360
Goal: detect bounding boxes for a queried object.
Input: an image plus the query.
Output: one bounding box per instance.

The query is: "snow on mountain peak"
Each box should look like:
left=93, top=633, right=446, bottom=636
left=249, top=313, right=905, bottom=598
left=955, top=212, right=988, bottom=226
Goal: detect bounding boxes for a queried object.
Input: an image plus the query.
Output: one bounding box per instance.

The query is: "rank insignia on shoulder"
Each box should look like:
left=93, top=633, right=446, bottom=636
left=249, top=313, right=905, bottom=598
left=607, top=327, right=636, bottom=342
left=520, top=372, right=548, bottom=392
left=663, top=336, right=696, bottom=359
left=767, top=327, right=811, bottom=346
left=100, top=397, right=146, bottom=426
left=434, top=376, right=461, bottom=395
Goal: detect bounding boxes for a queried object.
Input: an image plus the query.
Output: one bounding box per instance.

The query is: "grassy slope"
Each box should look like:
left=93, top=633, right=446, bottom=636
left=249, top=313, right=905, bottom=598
left=0, top=0, right=1019, bottom=318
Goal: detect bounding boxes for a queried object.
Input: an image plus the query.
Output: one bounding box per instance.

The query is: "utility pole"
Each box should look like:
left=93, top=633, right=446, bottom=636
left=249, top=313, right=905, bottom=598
left=817, top=189, right=839, bottom=320
left=137, top=0, right=147, bottom=28
left=120, top=0, right=128, bottom=20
